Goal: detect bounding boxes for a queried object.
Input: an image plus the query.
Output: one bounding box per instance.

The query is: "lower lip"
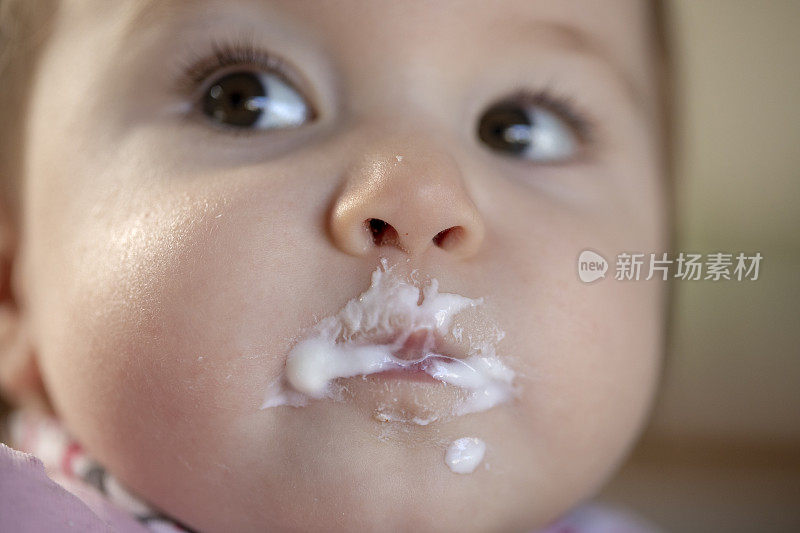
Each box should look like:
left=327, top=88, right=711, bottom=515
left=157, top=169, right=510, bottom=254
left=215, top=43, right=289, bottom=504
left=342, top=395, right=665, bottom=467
left=337, top=373, right=469, bottom=425
left=368, top=367, right=440, bottom=383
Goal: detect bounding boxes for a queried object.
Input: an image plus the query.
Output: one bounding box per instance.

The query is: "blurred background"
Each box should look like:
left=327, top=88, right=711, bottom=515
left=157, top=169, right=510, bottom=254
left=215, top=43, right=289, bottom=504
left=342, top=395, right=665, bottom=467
left=598, top=1, right=800, bottom=531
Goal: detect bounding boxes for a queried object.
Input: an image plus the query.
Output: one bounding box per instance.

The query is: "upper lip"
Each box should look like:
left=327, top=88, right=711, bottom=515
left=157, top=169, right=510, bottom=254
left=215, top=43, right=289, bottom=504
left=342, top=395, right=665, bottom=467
left=350, top=326, right=469, bottom=363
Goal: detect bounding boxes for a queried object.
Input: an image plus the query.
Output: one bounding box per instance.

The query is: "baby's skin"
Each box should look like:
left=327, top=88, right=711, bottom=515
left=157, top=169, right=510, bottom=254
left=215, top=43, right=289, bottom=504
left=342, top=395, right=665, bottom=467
left=0, top=0, right=668, bottom=531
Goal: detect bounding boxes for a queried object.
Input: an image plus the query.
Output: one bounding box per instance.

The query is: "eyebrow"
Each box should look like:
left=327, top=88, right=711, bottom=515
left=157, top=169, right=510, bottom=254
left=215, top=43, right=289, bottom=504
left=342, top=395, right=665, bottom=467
left=502, top=19, right=649, bottom=114
left=123, top=0, right=648, bottom=114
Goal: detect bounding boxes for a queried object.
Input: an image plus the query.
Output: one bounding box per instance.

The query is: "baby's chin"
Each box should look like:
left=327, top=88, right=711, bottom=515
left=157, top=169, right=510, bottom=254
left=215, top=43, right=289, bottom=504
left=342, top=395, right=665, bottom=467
left=222, top=396, right=548, bottom=533
left=122, top=359, right=648, bottom=533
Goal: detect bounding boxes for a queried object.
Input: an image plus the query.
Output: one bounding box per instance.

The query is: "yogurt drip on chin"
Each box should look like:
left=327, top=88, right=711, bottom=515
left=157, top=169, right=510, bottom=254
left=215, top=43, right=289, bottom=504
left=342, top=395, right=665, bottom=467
left=261, top=257, right=515, bottom=421
left=445, top=437, right=487, bottom=474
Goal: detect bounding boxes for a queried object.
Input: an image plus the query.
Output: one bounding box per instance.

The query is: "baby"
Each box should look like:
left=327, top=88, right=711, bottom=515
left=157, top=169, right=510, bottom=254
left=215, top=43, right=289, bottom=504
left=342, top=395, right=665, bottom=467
left=0, top=0, right=670, bottom=531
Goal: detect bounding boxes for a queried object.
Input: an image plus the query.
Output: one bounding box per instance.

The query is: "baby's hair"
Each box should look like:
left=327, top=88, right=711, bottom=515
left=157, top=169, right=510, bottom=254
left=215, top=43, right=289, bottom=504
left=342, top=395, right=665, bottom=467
left=0, top=0, right=56, bottom=227
left=0, top=0, right=56, bottom=428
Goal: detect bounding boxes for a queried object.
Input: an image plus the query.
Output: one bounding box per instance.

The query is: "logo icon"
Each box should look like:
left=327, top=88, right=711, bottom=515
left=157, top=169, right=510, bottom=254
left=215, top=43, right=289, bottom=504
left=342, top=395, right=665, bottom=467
left=578, top=250, right=608, bottom=283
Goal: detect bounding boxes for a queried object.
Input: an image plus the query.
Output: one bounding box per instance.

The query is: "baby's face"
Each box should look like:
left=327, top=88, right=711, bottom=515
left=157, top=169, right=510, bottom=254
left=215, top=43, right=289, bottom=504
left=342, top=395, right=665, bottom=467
left=17, top=0, right=666, bottom=531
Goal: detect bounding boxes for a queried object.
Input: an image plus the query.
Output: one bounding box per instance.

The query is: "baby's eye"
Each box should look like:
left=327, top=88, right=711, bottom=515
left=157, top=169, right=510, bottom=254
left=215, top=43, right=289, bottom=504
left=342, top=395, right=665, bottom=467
left=201, top=69, right=311, bottom=130
left=477, top=93, right=586, bottom=162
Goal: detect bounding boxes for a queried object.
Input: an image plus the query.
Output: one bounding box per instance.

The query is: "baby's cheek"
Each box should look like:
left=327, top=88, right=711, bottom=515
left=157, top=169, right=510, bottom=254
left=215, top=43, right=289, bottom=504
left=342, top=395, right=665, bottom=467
left=33, top=191, right=299, bottom=482
left=529, top=278, right=661, bottom=466
left=484, top=207, right=663, bottom=504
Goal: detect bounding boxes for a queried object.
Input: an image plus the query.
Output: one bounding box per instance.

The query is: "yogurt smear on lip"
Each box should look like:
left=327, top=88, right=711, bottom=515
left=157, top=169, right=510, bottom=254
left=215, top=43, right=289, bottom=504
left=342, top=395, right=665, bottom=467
left=261, top=257, right=516, bottom=422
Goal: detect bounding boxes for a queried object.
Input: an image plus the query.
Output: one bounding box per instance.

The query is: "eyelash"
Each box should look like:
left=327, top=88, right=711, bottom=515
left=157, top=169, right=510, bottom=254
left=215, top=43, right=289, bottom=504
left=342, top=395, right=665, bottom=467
left=503, top=86, right=596, bottom=144
left=177, top=40, right=306, bottom=100
left=177, top=40, right=596, bottom=146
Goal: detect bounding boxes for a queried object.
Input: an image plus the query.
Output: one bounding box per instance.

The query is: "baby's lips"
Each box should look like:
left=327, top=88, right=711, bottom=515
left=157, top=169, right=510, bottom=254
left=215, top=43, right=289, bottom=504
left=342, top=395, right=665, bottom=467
left=387, top=327, right=469, bottom=362
left=356, top=315, right=500, bottom=365
left=388, top=328, right=436, bottom=362
left=440, top=305, right=504, bottom=356
left=430, top=329, right=477, bottom=361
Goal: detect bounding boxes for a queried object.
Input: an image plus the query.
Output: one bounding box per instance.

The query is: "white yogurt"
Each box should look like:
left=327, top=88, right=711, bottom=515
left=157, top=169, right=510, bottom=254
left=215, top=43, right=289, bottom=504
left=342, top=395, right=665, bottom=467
left=261, top=257, right=515, bottom=421
left=444, top=437, right=486, bottom=474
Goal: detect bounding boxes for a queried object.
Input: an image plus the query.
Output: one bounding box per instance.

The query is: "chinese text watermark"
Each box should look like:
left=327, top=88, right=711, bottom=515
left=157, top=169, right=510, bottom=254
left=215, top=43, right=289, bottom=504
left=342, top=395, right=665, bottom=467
left=577, top=250, right=762, bottom=283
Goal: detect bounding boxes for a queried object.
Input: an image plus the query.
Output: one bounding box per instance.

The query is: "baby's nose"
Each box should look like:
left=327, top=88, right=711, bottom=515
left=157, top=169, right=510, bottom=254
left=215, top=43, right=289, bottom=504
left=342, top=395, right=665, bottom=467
left=328, top=132, right=485, bottom=259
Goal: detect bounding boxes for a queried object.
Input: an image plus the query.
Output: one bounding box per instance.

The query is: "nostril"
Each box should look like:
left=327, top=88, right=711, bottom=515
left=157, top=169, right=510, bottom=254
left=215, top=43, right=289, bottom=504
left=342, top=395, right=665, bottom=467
left=366, top=218, right=400, bottom=247
left=432, top=226, right=465, bottom=250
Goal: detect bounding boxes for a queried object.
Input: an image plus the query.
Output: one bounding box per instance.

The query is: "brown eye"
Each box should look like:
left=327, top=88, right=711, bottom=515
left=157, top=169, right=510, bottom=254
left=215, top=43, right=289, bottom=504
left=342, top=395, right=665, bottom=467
left=201, top=70, right=311, bottom=130
left=477, top=99, right=579, bottom=162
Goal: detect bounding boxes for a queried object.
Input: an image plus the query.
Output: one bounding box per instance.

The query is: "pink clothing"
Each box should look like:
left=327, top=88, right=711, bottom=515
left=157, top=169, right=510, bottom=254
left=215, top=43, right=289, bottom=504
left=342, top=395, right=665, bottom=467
left=1, top=412, right=660, bottom=532
left=0, top=443, right=147, bottom=532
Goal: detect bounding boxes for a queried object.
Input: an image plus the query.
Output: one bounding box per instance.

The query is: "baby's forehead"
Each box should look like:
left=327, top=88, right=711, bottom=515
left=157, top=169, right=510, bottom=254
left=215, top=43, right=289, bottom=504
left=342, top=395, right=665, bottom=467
left=122, top=0, right=647, bottom=58
left=64, top=0, right=652, bottom=97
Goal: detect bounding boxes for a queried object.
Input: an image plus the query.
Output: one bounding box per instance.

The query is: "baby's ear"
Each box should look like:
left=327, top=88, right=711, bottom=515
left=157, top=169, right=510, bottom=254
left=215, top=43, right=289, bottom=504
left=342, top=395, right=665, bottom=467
left=0, top=208, right=51, bottom=414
